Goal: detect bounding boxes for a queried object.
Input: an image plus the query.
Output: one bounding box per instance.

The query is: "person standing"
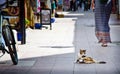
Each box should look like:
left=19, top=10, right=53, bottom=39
left=51, top=0, right=56, bottom=17
left=76, top=0, right=80, bottom=10
left=69, top=0, right=76, bottom=11
left=84, top=0, right=89, bottom=11
left=54, top=0, right=58, bottom=10
left=70, top=0, right=73, bottom=11
left=91, top=0, right=116, bottom=47
left=79, top=0, right=83, bottom=9
left=87, top=0, right=91, bottom=10
left=72, top=0, right=76, bottom=11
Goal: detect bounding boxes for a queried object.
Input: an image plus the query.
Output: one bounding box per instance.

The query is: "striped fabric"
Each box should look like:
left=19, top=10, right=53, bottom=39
left=94, top=0, right=112, bottom=43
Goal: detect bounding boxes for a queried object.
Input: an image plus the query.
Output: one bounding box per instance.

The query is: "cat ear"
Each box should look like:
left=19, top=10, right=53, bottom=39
left=83, top=50, right=86, bottom=52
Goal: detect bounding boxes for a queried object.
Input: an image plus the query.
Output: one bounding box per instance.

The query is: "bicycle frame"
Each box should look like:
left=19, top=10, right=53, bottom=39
left=0, top=10, right=16, bottom=52
left=0, top=0, right=7, bottom=46
left=0, top=0, right=18, bottom=65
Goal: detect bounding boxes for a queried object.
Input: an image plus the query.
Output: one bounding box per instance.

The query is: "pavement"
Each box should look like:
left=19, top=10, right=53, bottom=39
left=0, top=10, right=120, bottom=74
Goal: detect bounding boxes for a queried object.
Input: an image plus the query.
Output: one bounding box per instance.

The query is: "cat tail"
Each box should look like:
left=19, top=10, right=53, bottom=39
left=96, top=61, right=106, bottom=64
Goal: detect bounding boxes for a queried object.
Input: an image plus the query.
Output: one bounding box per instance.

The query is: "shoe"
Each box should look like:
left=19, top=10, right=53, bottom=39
left=98, top=39, right=103, bottom=43
left=98, top=41, right=101, bottom=43
left=101, top=44, right=107, bottom=47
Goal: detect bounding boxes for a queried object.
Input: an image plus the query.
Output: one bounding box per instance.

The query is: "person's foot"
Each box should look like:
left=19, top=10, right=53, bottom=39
left=98, top=41, right=101, bottom=43
left=101, top=43, right=107, bottom=47
left=98, top=40, right=102, bottom=43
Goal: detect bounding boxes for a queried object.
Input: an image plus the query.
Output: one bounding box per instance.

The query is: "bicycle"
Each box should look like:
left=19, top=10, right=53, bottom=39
left=0, top=0, right=18, bottom=65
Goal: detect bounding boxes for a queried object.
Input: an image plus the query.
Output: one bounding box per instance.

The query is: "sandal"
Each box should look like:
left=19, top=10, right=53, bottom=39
left=98, top=39, right=103, bottom=43
left=101, top=44, right=107, bottom=47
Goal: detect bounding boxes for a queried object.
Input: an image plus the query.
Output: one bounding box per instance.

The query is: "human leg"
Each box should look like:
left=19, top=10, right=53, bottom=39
left=94, top=0, right=112, bottom=47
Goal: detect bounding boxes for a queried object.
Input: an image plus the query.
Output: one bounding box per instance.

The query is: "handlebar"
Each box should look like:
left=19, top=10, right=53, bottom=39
left=0, top=2, right=7, bottom=9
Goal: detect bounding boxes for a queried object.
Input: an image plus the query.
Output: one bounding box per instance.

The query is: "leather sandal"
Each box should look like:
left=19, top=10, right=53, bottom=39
left=101, top=44, right=107, bottom=47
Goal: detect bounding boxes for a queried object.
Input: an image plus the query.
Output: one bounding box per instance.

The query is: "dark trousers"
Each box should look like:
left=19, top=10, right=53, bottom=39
left=83, top=1, right=88, bottom=11
left=70, top=1, right=73, bottom=11
left=70, top=1, right=76, bottom=11
left=79, top=0, right=83, bottom=8
left=73, top=1, right=76, bottom=11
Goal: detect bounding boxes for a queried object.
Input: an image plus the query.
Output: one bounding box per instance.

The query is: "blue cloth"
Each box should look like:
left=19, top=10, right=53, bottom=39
left=51, top=18, right=55, bottom=23
left=94, top=0, right=112, bottom=43
left=94, top=0, right=112, bottom=32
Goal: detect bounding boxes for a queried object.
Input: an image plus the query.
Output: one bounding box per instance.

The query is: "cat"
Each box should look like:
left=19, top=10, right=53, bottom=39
left=76, top=49, right=106, bottom=64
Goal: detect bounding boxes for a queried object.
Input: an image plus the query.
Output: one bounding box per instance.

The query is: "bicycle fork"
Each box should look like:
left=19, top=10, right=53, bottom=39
left=0, top=13, right=9, bottom=57
left=0, top=14, right=5, bottom=56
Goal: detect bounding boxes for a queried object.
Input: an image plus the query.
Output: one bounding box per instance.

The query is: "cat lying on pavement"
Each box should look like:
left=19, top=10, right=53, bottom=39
left=75, top=49, right=106, bottom=64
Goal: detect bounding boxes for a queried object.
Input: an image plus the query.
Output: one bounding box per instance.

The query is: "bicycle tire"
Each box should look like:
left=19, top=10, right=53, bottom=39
left=2, top=25, right=18, bottom=65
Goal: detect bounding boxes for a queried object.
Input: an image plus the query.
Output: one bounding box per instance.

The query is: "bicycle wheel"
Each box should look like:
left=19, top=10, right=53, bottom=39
left=2, top=25, right=18, bottom=65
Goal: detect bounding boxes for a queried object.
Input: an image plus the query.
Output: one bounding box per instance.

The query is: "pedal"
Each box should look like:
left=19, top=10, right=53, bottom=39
left=0, top=43, right=5, bottom=56
left=0, top=44, right=9, bottom=54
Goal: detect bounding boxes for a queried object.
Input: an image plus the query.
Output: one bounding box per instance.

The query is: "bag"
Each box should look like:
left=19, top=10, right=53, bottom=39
left=100, top=0, right=108, bottom=4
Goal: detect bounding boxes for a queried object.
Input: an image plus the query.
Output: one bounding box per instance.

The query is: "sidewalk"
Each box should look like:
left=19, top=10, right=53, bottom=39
left=0, top=11, right=120, bottom=74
